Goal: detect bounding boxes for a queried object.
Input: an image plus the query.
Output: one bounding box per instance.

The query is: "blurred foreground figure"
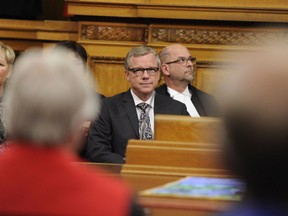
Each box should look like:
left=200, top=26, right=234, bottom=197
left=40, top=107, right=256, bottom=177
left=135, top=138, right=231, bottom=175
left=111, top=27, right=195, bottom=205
left=0, top=48, right=142, bottom=216
left=0, top=42, right=15, bottom=147
left=55, top=40, right=105, bottom=158
left=220, top=48, right=288, bottom=215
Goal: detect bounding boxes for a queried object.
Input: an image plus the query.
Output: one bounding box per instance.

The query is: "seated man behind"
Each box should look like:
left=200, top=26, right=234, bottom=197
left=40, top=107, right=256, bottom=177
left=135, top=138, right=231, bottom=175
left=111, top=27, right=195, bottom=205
left=0, top=48, right=142, bottom=216
left=156, top=44, right=219, bottom=117
left=86, top=46, right=189, bottom=164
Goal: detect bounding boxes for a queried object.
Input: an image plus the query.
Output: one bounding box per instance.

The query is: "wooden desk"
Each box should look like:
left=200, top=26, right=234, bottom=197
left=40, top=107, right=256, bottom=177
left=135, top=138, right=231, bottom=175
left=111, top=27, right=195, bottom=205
left=82, top=163, right=236, bottom=216
left=154, top=115, right=221, bottom=143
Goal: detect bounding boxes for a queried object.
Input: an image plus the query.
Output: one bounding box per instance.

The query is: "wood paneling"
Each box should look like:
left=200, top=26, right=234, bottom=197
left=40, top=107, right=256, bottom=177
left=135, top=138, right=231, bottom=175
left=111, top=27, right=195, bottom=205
left=65, top=0, right=288, bottom=23
left=90, top=57, right=130, bottom=96
left=2, top=1, right=288, bottom=98
left=79, top=21, right=288, bottom=97
left=0, top=19, right=78, bottom=51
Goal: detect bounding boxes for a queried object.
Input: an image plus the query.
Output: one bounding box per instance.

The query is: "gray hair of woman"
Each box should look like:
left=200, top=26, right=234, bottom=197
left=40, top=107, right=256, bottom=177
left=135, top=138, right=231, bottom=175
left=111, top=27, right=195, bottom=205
left=3, top=48, right=99, bottom=147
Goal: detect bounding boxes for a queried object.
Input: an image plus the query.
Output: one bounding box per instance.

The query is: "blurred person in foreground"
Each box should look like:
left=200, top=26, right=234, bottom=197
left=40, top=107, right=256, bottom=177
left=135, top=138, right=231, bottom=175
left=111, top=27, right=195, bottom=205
left=55, top=40, right=104, bottom=158
left=0, top=42, right=15, bottom=149
left=219, top=48, right=288, bottom=216
left=0, top=48, right=143, bottom=216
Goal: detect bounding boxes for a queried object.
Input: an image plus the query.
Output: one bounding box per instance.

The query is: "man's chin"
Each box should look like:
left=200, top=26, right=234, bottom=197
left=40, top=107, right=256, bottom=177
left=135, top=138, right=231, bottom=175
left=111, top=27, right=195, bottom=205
left=184, top=76, right=194, bottom=83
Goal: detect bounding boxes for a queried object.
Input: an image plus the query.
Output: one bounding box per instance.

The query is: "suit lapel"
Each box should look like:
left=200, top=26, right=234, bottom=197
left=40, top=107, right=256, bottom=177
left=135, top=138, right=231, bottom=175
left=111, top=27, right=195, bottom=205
left=160, top=84, right=171, bottom=97
left=122, top=90, right=139, bottom=138
left=154, top=94, right=165, bottom=114
left=189, top=84, right=206, bottom=116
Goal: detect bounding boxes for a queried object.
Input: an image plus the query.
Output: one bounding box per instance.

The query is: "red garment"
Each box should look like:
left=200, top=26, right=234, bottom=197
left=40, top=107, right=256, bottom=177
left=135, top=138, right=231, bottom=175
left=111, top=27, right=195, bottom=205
left=0, top=142, right=131, bottom=216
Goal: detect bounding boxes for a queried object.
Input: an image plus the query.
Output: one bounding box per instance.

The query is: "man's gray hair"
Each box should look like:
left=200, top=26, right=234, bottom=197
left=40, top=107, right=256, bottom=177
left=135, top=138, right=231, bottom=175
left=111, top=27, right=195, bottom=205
left=4, top=48, right=99, bottom=145
left=124, top=46, right=160, bottom=70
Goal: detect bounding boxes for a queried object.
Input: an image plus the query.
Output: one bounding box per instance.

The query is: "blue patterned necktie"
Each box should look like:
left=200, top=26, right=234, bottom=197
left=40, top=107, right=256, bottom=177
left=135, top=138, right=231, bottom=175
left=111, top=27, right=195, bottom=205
left=137, top=103, right=153, bottom=140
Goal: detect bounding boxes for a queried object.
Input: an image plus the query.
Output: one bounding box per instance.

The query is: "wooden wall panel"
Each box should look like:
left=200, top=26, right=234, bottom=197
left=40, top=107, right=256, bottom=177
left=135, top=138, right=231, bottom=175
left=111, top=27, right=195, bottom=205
left=0, top=19, right=78, bottom=52
left=66, top=0, right=288, bottom=23
left=195, top=66, right=228, bottom=97
left=79, top=21, right=288, bottom=97
left=2, top=1, right=288, bottom=98
left=90, top=58, right=130, bottom=97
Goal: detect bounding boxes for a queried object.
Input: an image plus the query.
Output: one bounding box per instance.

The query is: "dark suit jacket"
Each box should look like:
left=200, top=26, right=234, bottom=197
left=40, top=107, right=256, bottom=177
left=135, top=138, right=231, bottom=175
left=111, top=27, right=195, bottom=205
left=155, top=84, right=220, bottom=117
left=85, top=90, right=189, bottom=163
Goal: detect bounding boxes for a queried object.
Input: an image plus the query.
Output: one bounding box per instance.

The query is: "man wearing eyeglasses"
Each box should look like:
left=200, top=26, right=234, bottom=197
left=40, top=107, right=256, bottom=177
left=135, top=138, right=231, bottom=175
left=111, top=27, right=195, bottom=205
left=156, top=44, right=219, bottom=117
left=86, top=46, right=189, bottom=163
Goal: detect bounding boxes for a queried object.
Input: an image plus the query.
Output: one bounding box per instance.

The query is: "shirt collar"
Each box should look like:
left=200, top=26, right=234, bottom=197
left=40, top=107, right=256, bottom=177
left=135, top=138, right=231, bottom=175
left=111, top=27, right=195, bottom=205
left=130, top=89, right=155, bottom=108
left=167, top=86, right=191, bottom=98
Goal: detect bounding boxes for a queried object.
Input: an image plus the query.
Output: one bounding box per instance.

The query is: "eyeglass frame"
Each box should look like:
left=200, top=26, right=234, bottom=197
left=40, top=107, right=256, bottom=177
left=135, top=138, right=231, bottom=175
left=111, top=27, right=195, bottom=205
left=127, top=67, right=160, bottom=77
left=165, top=56, right=197, bottom=66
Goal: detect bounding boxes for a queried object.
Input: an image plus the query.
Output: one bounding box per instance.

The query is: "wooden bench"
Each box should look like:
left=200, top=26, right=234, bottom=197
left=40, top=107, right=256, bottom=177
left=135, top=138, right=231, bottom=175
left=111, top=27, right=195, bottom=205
left=154, top=115, right=222, bottom=143
left=124, top=139, right=230, bottom=178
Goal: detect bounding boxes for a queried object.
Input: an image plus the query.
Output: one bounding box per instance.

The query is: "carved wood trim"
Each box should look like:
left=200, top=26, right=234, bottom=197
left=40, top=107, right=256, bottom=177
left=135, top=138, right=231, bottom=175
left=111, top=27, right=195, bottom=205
left=80, top=22, right=148, bottom=42
left=90, top=56, right=125, bottom=64
left=151, top=26, right=288, bottom=46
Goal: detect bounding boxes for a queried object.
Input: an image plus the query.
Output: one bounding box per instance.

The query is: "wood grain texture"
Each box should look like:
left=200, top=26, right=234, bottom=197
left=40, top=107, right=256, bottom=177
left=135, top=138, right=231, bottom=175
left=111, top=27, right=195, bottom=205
left=154, top=115, right=222, bottom=143
left=65, top=0, right=288, bottom=22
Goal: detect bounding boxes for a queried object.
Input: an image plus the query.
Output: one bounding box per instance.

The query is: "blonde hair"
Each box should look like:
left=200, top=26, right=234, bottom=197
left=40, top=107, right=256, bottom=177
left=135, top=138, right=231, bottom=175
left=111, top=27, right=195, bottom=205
left=0, top=42, right=15, bottom=65
left=4, top=48, right=99, bottom=145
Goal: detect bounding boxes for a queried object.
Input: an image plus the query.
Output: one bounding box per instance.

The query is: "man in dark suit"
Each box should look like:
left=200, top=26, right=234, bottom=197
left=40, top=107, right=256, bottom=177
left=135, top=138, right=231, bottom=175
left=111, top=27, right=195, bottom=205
left=86, top=46, right=188, bottom=163
left=156, top=44, right=219, bottom=117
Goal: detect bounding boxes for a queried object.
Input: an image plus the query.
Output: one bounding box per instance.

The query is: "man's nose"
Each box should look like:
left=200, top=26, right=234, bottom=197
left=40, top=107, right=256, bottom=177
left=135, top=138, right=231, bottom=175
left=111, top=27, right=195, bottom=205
left=186, top=59, right=193, bottom=67
left=141, top=70, right=150, bottom=78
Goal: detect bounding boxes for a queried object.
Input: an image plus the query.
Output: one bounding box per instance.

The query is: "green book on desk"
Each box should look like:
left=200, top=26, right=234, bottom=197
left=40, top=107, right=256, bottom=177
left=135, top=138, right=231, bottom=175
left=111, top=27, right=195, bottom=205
left=140, top=176, right=244, bottom=201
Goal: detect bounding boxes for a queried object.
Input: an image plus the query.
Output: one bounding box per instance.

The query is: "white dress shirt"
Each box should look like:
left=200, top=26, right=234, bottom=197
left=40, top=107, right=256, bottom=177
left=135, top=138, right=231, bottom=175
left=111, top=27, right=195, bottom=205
left=130, top=89, right=155, bottom=133
left=167, top=86, right=200, bottom=117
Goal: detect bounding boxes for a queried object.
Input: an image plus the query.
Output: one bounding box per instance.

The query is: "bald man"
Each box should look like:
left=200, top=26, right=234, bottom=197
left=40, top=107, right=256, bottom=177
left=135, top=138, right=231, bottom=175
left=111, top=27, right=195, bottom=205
left=155, top=44, right=219, bottom=117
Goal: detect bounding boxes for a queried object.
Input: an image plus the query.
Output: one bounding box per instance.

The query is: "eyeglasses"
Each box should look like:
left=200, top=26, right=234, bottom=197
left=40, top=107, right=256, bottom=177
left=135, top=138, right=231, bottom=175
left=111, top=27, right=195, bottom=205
left=128, top=67, right=159, bottom=77
left=165, top=56, right=196, bottom=66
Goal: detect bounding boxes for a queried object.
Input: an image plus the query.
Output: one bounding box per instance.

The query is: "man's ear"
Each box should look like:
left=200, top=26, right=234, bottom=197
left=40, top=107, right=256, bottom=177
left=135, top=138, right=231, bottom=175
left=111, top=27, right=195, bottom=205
left=161, top=64, right=170, bottom=76
left=125, top=70, right=130, bottom=82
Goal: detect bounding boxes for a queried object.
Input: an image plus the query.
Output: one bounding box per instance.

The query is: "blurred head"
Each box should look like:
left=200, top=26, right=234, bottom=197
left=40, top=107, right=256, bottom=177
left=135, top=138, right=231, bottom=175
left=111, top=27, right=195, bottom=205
left=4, top=48, right=99, bottom=149
left=159, top=44, right=195, bottom=91
left=0, top=42, right=15, bottom=88
left=221, top=48, right=288, bottom=201
left=125, top=46, right=160, bottom=101
left=55, top=41, right=88, bottom=72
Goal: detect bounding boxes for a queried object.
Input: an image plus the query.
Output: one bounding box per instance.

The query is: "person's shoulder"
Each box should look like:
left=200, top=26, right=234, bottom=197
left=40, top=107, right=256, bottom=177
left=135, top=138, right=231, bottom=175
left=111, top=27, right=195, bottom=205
left=155, top=93, right=186, bottom=107
left=102, top=91, right=128, bottom=103
left=190, top=85, right=215, bottom=99
left=76, top=164, right=131, bottom=197
left=155, top=84, right=168, bottom=95
left=101, top=91, right=132, bottom=110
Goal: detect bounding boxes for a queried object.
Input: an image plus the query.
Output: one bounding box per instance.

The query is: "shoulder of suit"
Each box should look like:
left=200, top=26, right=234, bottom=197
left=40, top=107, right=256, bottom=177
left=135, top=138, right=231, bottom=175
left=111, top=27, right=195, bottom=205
left=155, top=93, right=186, bottom=107
left=155, top=84, right=167, bottom=94
left=189, top=84, right=215, bottom=99
left=102, top=91, right=127, bottom=104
